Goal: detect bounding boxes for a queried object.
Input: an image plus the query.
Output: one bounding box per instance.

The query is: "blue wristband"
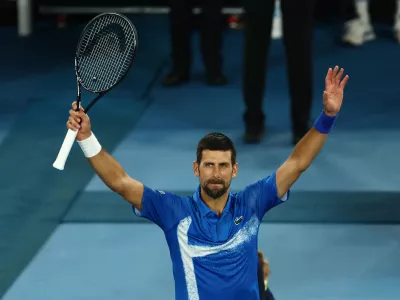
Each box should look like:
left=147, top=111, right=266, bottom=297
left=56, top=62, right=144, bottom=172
left=313, top=110, right=337, bottom=134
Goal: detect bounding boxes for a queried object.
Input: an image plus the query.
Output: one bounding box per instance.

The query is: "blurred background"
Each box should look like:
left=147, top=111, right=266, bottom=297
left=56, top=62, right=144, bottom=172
left=0, top=0, right=399, bottom=299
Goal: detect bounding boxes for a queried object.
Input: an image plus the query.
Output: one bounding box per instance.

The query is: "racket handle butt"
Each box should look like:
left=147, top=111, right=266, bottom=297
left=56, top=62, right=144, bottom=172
left=53, top=129, right=79, bottom=170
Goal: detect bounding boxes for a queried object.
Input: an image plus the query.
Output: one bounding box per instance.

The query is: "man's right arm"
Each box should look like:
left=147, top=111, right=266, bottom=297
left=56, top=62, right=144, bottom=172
left=67, top=102, right=144, bottom=211
left=68, top=102, right=187, bottom=230
left=78, top=133, right=187, bottom=230
left=87, top=148, right=144, bottom=211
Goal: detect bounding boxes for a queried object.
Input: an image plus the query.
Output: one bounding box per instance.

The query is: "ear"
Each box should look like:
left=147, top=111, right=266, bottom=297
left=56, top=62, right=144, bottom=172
left=193, top=161, right=200, bottom=177
left=232, top=163, right=238, bottom=179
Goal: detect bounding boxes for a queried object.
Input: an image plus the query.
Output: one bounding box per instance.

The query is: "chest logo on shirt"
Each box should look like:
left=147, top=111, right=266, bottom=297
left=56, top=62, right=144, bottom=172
left=234, top=216, right=243, bottom=225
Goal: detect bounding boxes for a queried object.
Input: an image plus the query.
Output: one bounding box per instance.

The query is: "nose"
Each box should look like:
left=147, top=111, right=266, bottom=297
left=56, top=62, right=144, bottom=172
left=212, top=167, right=221, bottom=178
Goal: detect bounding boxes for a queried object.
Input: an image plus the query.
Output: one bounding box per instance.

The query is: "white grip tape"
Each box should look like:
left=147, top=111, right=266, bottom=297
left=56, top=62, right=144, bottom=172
left=53, top=129, right=78, bottom=170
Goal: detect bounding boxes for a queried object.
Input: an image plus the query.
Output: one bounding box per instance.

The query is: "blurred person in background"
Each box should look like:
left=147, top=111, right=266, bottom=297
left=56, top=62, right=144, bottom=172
left=258, top=250, right=276, bottom=300
left=341, top=0, right=400, bottom=46
left=162, top=0, right=228, bottom=86
left=242, top=0, right=316, bottom=145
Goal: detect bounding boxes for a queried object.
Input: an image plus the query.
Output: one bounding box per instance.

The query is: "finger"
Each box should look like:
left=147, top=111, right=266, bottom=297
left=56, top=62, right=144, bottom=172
left=76, top=110, right=89, bottom=122
left=333, top=65, right=339, bottom=76
left=66, top=120, right=75, bottom=131
left=325, top=68, right=333, bottom=86
left=69, top=110, right=82, bottom=126
left=330, top=66, right=339, bottom=82
left=66, top=119, right=79, bottom=131
left=335, top=68, right=344, bottom=85
left=71, top=108, right=85, bottom=117
left=68, top=116, right=81, bottom=130
left=340, top=75, right=349, bottom=89
left=72, top=101, right=86, bottom=111
left=69, top=109, right=81, bottom=120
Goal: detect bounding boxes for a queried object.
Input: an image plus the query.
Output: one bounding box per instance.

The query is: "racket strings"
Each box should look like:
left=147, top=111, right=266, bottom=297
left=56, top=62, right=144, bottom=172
left=79, top=17, right=133, bottom=90
left=76, top=14, right=136, bottom=92
left=82, top=15, right=128, bottom=85
left=80, top=16, right=133, bottom=85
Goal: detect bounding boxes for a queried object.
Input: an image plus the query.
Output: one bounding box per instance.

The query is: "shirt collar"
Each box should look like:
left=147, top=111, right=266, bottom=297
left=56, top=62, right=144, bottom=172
left=193, top=185, right=232, bottom=218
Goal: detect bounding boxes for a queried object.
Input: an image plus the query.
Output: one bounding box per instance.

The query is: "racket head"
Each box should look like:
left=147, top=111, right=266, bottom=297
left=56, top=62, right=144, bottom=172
left=74, top=13, right=138, bottom=94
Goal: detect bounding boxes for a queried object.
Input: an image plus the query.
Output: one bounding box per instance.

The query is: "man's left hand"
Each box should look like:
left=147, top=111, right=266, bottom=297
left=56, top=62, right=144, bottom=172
left=323, top=65, right=349, bottom=116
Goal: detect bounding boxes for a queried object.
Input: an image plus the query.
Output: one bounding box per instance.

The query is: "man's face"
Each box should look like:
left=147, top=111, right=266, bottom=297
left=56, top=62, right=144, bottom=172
left=193, top=150, right=238, bottom=200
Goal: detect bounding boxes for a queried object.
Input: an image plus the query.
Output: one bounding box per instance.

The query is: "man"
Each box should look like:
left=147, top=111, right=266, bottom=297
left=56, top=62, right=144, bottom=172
left=161, top=0, right=227, bottom=86
left=66, top=66, right=348, bottom=300
left=242, top=0, right=316, bottom=144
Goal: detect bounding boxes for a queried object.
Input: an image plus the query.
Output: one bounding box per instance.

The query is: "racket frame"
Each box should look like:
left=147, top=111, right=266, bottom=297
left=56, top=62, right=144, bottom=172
left=74, top=12, right=138, bottom=114
left=53, top=12, right=138, bottom=170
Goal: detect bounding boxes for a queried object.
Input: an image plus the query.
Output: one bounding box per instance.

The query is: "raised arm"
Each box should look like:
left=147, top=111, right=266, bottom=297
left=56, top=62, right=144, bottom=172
left=276, top=66, right=349, bottom=198
left=67, top=101, right=144, bottom=210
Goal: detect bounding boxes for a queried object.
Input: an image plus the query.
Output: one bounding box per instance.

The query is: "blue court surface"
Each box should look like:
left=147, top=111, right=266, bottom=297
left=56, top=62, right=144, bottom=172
left=0, top=15, right=400, bottom=300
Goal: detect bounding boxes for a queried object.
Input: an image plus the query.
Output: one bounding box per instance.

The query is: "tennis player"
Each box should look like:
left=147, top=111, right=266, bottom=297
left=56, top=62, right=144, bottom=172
left=66, top=66, right=348, bottom=300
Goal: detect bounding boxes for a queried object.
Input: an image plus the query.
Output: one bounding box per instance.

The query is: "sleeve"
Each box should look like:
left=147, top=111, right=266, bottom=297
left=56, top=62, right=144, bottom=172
left=241, top=172, right=289, bottom=220
left=132, top=185, right=187, bottom=231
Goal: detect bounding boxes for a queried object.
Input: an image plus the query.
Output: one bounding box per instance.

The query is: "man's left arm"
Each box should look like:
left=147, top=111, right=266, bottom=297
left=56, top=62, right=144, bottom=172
left=276, top=66, right=349, bottom=198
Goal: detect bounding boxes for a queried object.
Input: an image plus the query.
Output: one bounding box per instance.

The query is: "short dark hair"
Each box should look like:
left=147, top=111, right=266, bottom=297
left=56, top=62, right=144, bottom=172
left=196, top=133, right=236, bottom=165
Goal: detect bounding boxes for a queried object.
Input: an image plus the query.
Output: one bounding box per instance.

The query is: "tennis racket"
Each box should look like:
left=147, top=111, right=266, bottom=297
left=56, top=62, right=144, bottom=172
left=53, top=12, right=138, bottom=170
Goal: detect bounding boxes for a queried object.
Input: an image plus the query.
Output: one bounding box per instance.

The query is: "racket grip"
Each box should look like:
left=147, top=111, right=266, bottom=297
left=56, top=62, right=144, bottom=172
left=53, top=129, right=79, bottom=170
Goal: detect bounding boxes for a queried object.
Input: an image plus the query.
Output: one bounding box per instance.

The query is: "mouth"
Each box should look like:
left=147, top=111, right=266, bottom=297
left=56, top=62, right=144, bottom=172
left=208, top=183, right=223, bottom=188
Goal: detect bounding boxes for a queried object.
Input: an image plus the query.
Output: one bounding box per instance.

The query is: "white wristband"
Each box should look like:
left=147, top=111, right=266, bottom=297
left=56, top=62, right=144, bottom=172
left=78, top=132, right=102, bottom=158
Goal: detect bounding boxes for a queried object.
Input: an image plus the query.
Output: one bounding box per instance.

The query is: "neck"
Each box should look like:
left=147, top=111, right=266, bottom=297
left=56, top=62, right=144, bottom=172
left=200, top=188, right=229, bottom=216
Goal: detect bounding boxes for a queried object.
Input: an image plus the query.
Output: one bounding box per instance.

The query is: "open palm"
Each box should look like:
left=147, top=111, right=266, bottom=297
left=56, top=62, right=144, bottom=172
left=323, top=66, right=349, bottom=116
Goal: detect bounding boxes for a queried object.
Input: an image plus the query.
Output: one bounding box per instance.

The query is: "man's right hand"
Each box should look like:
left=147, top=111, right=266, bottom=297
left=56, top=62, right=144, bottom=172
left=67, top=101, right=92, bottom=141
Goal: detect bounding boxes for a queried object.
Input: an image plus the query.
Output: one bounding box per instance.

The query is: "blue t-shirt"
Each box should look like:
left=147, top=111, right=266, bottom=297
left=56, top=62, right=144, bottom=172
left=133, top=172, right=289, bottom=300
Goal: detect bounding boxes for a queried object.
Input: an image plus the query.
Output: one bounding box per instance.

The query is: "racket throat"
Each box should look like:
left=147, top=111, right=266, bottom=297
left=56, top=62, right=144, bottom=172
left=85, top=93, right=105, bottom=113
